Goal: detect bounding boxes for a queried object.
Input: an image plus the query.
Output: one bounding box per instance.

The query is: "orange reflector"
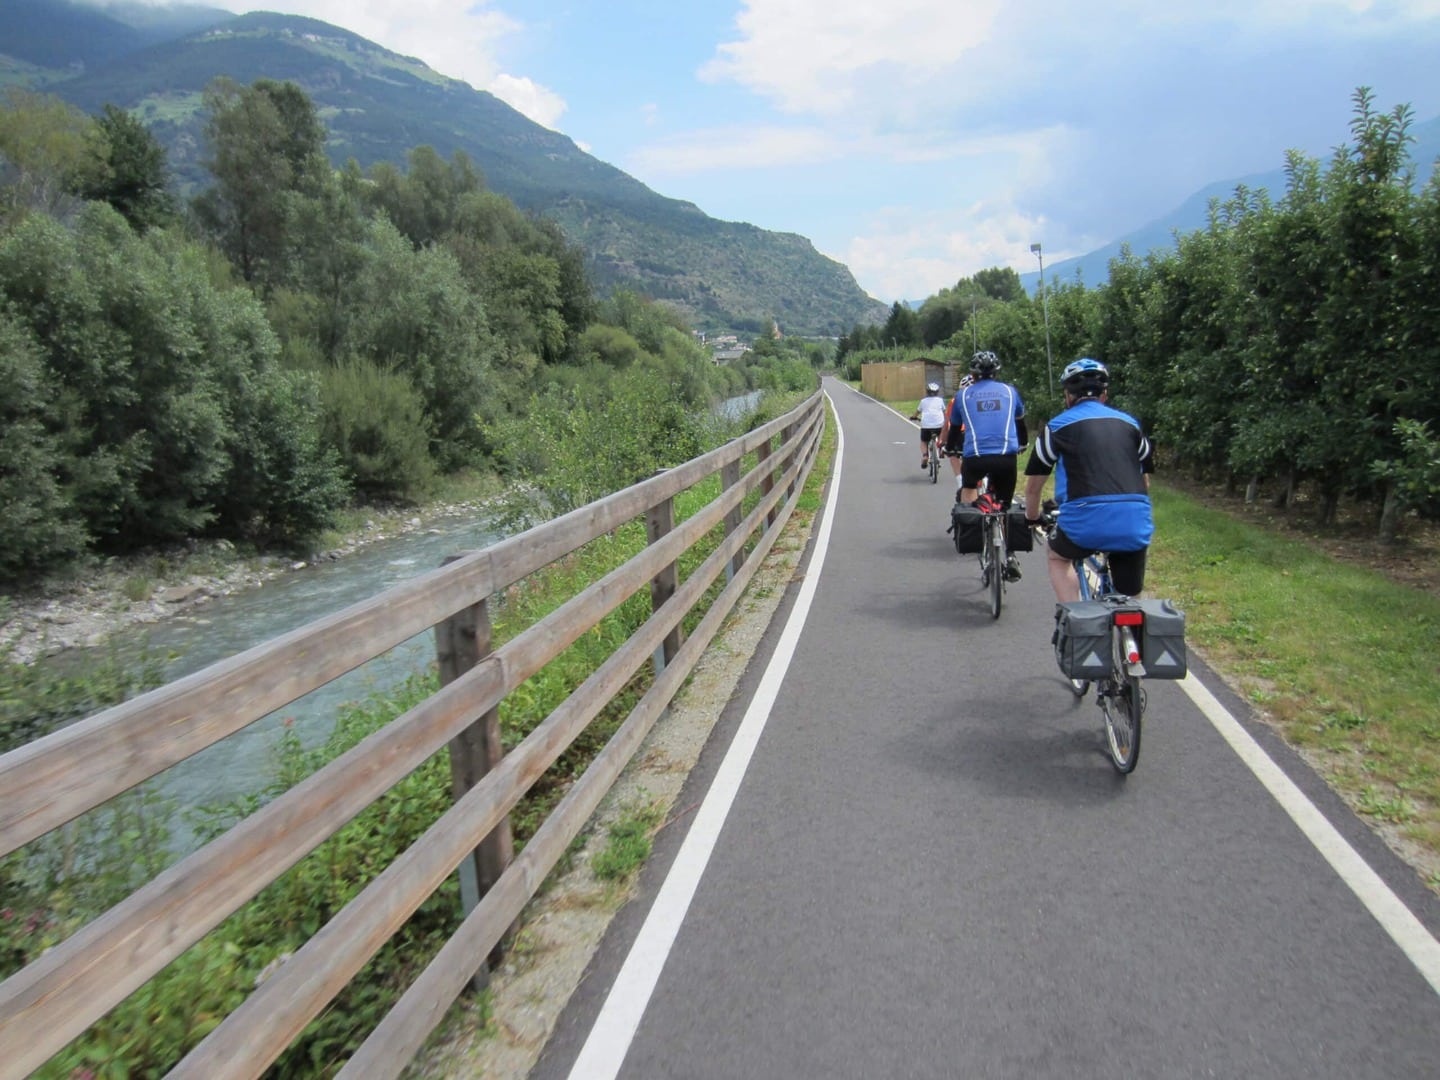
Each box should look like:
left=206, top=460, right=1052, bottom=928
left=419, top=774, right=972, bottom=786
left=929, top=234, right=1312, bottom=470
left=1114, top=611, right=1144, bottom=626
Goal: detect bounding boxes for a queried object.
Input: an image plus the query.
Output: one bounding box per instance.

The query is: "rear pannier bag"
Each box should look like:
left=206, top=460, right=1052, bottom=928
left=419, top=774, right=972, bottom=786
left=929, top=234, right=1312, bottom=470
left=1005, top=507, right=1034, bottom=553
left=1053, top=600, right=1115, bottom=680
left=1136, top=598, right=1187, bottom=679
left=949, top=503, right=984, bottom=554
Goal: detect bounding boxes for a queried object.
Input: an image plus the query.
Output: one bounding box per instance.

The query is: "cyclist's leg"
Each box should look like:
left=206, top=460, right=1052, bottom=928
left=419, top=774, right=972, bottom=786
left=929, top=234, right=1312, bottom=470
left=919, top=427, right=938, bottom=467
left=1107, top=548, right=1147, bottom=596
left=1047, top=526, right=1087, bottom=603
left=944, top=427, right=965, bottom=487
left=988, top=454, right=1019, bottom=509
left=959, top=455, right=987, bottom=504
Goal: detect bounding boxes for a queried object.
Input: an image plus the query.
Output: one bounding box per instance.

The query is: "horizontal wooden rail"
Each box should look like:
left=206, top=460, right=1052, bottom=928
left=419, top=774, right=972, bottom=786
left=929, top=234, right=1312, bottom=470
left=0, top=390, right=827, bottom=1078
left=176, top=417, right=823, bottom=1079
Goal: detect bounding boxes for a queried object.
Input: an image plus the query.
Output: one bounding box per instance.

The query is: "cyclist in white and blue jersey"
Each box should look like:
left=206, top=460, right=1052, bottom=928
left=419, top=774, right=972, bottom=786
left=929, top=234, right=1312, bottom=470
left=939, top=351, right=1028, bottom=508
left=1022, top=358, right=1155, bottom=601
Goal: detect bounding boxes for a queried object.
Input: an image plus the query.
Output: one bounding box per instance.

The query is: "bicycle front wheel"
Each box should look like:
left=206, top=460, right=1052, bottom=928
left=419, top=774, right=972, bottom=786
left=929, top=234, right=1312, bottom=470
left=1101, top=675, right=1144, bottom=773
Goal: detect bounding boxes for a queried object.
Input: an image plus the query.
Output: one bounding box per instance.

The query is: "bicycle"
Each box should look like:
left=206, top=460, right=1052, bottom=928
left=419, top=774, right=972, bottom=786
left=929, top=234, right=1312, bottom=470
left=1040, top=510, right=1147, bottom=774
left=975, top=491, right=1009, bottom=619
left=948, top=478, right=1019, bottom=620
left=925, top=433, right=940, bottom=484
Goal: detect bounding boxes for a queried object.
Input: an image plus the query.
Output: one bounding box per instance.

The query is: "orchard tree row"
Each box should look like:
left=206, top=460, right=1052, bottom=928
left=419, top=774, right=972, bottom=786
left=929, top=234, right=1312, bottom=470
left=0, top=81, right=822, bottom=584
left=843, top=90, right=1440, bottom=541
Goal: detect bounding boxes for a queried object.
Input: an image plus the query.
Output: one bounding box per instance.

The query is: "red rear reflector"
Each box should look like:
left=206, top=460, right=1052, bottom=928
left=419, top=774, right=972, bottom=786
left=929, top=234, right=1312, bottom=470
left=1114, top=612, right=1144, bottom=626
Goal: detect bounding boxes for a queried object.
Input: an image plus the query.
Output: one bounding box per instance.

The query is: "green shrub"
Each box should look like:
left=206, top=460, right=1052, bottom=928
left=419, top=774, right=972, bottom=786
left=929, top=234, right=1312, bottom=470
left=319, top=358, right=436, bottom=503
left=0, top=308, right=87, bottom=582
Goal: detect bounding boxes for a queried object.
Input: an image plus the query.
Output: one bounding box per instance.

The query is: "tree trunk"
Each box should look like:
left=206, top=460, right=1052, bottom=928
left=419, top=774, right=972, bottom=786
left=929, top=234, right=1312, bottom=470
left=1245, top=476, right=1260, bottom=504
left=1318, top=488, right=1339, bottom=526
left=1378, top=482, right=1402, bottom=545
left=1272, top=466, right=1297, bottom=509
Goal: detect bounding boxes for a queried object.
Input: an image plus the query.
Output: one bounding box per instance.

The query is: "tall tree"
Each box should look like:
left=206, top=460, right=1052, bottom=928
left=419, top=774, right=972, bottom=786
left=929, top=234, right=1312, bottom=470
left=0, top=88, right=102, bottom=221
left=82, top=104, right=174, bottom=230
left=882, top=301, right=921, bottom=348
left=192, top=78, right=329, bottom=289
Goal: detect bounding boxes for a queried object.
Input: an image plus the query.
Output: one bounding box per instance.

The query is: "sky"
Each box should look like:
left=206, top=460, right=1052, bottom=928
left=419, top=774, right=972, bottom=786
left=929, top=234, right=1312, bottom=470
left=125, top=1, right=1440, bottom=303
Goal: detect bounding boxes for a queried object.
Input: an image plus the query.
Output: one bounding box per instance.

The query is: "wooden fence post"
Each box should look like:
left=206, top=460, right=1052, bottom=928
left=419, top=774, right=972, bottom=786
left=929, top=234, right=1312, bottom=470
left=435, top=557, right=513, bottom=988
left=758, top=435, right=776, bottom=529
left=781, top=420, right=798, bottom=503
left=646, top=496, right=683, bottom=675
left=721, top=458, right=743, bottom=583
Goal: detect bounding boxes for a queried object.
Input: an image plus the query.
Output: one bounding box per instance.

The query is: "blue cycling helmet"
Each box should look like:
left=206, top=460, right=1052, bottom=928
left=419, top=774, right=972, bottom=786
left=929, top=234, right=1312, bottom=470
left=1061, top=357, right=1109, bottom=397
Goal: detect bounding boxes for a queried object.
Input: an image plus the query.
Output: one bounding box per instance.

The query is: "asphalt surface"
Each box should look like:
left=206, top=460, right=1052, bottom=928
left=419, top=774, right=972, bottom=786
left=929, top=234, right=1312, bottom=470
left=533, top=377, right=1440, bottom=1079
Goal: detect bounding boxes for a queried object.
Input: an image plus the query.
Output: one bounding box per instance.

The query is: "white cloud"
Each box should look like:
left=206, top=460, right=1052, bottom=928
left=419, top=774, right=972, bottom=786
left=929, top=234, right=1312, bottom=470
left=630, top=121, right=1074, bottom=179
left=489, top=74, right=567, bottom=130
left=840, top=201, right=1090, bottom=302
left=630, top=126, right=847, bottom=175
left=700, top=0, right=1440, bottom=122
left=701, top=1, right=1005, bottom=115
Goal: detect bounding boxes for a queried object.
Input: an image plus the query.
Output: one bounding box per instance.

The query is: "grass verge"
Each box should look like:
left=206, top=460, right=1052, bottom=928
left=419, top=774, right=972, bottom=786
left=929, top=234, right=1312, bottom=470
left=860, top=383, right=1440, bottom=889
left=1147, top=483, right=1440, bottom=878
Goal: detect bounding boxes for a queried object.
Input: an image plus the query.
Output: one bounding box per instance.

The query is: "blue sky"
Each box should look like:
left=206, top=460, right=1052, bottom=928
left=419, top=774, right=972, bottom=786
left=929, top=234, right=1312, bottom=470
left=158, top=1, right=1440, bottom=303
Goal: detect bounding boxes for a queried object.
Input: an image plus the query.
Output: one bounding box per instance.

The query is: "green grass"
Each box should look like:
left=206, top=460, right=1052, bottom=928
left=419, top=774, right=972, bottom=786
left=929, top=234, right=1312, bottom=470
left=590, top=795, right=665, bottom=882
left=1147, top=483, right=1440, bottom=855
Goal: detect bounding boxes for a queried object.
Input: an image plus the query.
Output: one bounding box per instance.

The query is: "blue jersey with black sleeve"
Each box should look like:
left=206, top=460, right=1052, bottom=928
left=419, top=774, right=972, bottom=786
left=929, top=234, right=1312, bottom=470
left=1026, top=398, right=1154, bottom=552
left=949, top=379, right=1025, bottom=456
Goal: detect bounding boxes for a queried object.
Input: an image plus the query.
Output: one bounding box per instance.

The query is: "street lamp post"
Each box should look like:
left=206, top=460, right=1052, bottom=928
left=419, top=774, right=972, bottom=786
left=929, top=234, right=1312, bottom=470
left=1031, top=242, right=1055, bottom=399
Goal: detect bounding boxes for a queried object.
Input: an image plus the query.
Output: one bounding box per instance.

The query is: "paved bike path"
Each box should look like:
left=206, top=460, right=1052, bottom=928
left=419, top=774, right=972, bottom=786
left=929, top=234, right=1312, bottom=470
left=535, top=377, right=1440, bottom=1079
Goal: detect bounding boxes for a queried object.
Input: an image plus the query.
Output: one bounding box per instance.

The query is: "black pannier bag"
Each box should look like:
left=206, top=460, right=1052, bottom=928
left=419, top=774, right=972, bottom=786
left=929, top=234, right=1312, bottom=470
left=1053, top=600, right=1114, bottom=680
left=949, top=503, right=984, bottom=554
left=1005, top=507, right=1034, bottom=552
left=1136, top=598, right=1187, bottom=679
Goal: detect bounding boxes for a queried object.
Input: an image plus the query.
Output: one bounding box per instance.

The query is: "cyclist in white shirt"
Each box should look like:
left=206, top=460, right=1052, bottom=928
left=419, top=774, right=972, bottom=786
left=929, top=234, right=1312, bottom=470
left=915, top=381, right=947, bottom=470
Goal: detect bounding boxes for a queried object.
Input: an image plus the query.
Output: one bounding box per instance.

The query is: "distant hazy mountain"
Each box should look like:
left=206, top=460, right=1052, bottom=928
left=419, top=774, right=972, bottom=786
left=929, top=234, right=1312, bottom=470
left=0, top=2, right=888, bottom=335
left=1020, top=114, right=1440, bottom=294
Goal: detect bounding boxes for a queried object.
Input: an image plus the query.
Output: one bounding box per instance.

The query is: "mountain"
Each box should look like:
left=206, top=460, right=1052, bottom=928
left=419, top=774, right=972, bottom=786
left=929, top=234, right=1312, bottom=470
left=0, top=3, right=887, bottom=335
left=0, top=0, right=229, bottom=72
left=1020, top=115, right=1440, bottom=294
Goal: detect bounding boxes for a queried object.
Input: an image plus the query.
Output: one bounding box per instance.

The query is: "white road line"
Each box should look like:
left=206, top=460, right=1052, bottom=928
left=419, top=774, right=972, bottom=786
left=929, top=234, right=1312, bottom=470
left=565, top=390, right=848, bottom=1080
left=1179, top=673, right=1440, bottom=995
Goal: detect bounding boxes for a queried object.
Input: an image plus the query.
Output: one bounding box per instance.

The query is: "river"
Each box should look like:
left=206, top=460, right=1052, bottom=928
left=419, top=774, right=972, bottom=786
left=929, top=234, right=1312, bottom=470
left=51, top=389, right=770, bottom=854
left=73, top=512, right=506, bottom=852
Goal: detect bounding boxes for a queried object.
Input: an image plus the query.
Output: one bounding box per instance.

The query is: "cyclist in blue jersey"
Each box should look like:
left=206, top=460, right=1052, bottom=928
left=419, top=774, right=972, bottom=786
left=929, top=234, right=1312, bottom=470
left=939, top=351, right=1028, bottom=508
left=1022, top=358, right=1155, bottom=601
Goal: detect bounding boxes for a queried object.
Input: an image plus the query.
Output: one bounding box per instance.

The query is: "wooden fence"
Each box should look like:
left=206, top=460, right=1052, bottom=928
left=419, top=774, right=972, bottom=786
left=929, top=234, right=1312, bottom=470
left=0, top=390, right=827, bottom=1078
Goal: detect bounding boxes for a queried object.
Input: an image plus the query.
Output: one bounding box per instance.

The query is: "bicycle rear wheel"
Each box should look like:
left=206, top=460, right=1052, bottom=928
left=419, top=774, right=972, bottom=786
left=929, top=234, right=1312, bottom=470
left=1100, top=674, right=1144, bottom=773
left=987, top=518, right=1003, bottom=619
left=929, top=441, right=939, bottom=483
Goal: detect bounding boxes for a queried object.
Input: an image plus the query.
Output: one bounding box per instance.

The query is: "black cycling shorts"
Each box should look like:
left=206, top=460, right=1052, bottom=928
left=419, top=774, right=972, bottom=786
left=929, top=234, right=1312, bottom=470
left=1048, top=526, right=1148, bottom=596
left=959, top=453, right=1017, bottom=508
left=920, top=427, right=942, bottom=444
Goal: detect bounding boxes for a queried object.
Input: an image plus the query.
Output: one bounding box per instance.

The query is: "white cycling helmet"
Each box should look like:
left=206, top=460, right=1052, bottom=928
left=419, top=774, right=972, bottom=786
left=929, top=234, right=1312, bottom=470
left=926, top=382, right=940, bottom=394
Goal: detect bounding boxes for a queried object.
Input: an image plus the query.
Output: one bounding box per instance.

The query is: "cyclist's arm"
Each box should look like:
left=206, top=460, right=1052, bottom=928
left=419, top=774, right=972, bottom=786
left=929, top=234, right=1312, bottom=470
left=1023, top=473, right=1046, bottom=522
left=1015, top=415, right=1028, bottom=448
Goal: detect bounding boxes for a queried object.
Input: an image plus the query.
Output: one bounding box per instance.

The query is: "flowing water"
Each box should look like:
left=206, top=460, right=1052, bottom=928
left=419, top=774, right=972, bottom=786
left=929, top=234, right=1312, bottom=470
left=49, top=390, right=766, bottom=854
left=64, top=513, right=506, bottom=852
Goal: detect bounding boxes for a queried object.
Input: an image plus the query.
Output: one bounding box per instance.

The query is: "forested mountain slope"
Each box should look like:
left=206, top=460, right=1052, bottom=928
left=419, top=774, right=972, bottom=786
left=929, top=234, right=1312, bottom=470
left=0, top=4, right=887, bottom=334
